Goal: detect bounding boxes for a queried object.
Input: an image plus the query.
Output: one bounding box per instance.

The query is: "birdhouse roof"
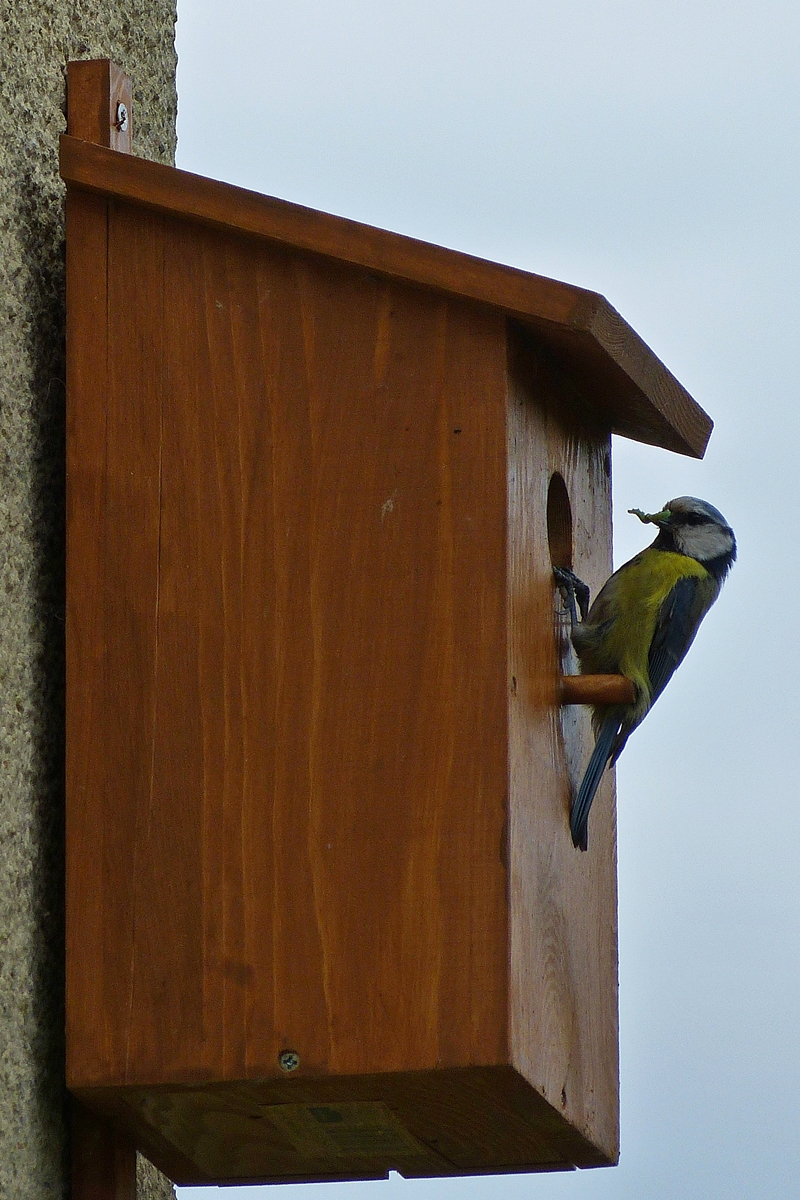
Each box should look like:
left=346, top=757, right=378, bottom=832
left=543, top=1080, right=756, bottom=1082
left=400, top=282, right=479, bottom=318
left=60, top=134, right=711, bottom=458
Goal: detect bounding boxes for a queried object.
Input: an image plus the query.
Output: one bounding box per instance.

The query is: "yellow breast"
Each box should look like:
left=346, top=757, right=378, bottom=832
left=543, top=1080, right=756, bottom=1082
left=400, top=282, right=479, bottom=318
left=581, top=548, right=709, bottom=695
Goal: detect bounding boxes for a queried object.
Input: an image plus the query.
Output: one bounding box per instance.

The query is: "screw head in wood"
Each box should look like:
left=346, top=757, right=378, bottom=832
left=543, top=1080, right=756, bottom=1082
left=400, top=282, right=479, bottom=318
left=114, top=102, right=129, bottom=133
left=278, top=1049, right=300, bottom=1072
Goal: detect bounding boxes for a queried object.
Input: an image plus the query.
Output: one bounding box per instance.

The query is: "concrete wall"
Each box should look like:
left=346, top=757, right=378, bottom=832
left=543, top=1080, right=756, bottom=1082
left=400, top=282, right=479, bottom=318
left=0, top=7, right=177, bottom=1197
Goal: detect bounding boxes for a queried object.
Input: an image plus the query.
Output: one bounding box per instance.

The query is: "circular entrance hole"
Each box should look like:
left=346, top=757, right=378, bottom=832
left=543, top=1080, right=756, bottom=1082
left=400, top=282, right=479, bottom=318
left=547, top=472, right=573, bottom=569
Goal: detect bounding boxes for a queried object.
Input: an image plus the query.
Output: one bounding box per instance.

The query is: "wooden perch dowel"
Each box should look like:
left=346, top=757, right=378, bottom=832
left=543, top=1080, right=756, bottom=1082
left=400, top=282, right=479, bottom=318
left=560, top=674, right=635, bottom=706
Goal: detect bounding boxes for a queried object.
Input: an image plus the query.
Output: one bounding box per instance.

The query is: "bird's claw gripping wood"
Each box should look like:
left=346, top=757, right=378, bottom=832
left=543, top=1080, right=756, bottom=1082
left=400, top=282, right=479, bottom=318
left=553, top=566, right=591, bottom=625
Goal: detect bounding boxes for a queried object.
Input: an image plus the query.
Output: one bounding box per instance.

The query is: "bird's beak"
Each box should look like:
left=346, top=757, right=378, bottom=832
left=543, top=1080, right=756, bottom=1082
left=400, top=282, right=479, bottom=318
left=628, top=507, right=672, bottom=528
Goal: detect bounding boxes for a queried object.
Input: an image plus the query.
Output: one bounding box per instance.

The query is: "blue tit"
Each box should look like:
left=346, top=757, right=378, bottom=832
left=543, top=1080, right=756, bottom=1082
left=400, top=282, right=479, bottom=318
left=556, top=496, right=736, bottom=851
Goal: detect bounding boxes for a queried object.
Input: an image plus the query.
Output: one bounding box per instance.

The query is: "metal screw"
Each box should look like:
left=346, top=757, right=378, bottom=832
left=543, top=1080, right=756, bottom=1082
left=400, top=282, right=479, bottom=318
left=278, top=1049, right=300, bottom=1073
left=114, top=102, right=129, bottom=133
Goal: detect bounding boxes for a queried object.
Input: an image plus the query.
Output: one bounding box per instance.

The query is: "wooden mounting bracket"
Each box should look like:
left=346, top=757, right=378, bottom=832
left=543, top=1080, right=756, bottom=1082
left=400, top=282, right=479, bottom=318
left=67, top=55, right=139, bottom=1200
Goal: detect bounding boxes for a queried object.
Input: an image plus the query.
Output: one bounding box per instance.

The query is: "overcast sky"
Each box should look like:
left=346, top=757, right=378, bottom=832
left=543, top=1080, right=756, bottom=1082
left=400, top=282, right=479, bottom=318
left=173, top=4, right=800, bottom=1198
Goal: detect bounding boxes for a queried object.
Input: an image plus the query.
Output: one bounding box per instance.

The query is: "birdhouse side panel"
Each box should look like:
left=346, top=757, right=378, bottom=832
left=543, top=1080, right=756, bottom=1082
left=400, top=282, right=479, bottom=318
left=507, top=339, right=619, bottom=1165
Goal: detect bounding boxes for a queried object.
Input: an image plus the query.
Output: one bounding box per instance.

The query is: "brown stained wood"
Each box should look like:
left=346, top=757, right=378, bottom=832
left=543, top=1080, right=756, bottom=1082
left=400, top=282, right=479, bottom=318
left=72, top=1102, right=136, bottom=1200
left=64, top=87, right=629, bottom=1177
left=507, top=333, right=619, bottom=1163
left=67, top=60, right=133, bottom=153
left=67, top=204, right=510, bottom=1095
left=585, top=303, right=710, bottom=456
left=513, top=318, right=712, bottom=459
left=65, top=186, right=121, bottom=1084
left=75, top=1066, right=608, bottom=1184
left=560, top=675, right=636, bottom=706
left=67, top=198, right=166, bottom=1090
left=66, top=191, right=621, bottom=1178
left=59, top=135, right=711, bottom=458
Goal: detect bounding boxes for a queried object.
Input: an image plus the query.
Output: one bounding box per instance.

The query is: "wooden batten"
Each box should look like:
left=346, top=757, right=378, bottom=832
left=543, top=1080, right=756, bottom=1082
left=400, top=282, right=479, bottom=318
left=64, top=59, right=709, bottom=1187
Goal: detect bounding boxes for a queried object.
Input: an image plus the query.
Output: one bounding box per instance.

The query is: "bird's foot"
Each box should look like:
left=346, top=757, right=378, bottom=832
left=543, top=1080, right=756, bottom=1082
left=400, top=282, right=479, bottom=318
left=553, top=566, right=591, bottom=624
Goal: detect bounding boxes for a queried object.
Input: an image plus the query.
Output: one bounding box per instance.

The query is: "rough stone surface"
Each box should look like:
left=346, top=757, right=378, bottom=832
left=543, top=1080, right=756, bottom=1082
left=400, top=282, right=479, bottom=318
left=137, top=1153, right=176, bottom=1200
left=0, top=5, right=177, bottom=1197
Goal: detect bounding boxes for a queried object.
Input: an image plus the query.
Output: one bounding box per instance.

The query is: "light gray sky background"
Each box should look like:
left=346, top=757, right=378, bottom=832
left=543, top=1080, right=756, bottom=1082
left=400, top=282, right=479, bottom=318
left=173, top=3, right=800, bottom=1198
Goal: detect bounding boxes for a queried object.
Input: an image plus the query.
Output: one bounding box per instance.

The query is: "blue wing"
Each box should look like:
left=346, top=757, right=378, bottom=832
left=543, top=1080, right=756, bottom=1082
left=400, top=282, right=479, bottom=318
left=609, top=571, right=718, bottom=766
left=647, top=573, right=717, bottom=705
left=573, top=569, right=719, bottom=851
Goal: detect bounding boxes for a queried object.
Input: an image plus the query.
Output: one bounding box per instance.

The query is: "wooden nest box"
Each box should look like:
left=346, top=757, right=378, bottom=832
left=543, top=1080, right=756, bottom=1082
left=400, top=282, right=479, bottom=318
left=64, top=61, right=711, bottom=1186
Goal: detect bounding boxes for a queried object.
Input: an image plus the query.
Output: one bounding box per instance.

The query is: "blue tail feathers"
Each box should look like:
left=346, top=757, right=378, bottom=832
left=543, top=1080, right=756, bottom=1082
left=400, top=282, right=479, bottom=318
left=571, top=715, right=621, bottom=851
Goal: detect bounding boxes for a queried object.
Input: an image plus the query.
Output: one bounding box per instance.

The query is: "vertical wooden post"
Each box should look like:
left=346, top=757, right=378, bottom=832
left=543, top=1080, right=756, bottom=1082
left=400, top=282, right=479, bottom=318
left=72, top=1104, right=136, bottom=1200
left=66, top=58, right=137, bottom=1200
left=67, top=59, right=133, bottom=153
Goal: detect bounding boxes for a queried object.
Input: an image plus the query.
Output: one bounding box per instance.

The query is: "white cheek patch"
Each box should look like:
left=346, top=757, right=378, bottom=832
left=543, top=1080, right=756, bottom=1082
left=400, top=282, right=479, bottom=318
left=676, top=524, right=732, bottom=560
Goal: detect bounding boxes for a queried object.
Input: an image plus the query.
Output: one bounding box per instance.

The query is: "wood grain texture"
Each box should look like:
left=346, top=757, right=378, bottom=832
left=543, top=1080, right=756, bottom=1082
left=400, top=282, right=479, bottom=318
left=74, top=1066, right=611, bottom=1184
left=67, top=206, right=510, bottom=1093
left=59, top=134, right=711, bottom=459
left=507, top=331, right=620, bottom=1164
left=67, top=61, right=133, bottom=153
left=64, top=184, right=116, bottom=1082
left=65, top=58, right=143, bottom=1200
left=65, top=155, right=622, bottom=1179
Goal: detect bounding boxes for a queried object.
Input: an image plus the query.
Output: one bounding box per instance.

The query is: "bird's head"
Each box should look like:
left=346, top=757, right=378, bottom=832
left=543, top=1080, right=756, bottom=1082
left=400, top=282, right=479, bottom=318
left=629, top=496, right=736, bottom=580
